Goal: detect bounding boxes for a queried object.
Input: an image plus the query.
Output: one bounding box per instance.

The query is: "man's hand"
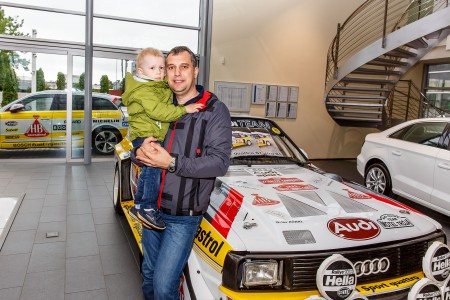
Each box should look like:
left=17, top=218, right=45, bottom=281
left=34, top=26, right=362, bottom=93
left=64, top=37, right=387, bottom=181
left=136, top=137, right=172, bottom=169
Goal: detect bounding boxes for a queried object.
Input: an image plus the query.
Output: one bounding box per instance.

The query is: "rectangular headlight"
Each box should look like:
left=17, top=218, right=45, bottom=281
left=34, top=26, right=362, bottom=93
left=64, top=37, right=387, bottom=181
left=242, top=260, right=281, bottom=287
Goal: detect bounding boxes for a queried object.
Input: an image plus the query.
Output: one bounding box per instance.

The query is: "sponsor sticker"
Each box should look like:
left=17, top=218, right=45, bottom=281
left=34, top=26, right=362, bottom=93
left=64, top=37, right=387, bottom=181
left=343, top=189, right=372, bottom=200
left=5, top=121, right=18, bottom=126
left=5, top=128, right=18, bottom=132
left=273, top=183, right=317, bottom=191
left=377, top=214, right=414, bottom=229
left=258, top=177, right=303, bottom=184
left=358, top=272, right=421, bottom=294
left=272, top=127, right=281, bottom=134
left=122, top=121, right=129, bottom=127
left=423, top=241, right=450, bottom=284
left=25, top=116, right=49, bottom=137
left=266, top=210, right=291, bottom=220
left=5, top=135, right=20, bottom=139
left=408, top=278, right=442, bottom=300
left=53, top=125, right=66, bottom=131
left=317, top=254, right=356, bottom=300
left=328, top=218, right=381, bottom=241
left=245, top=168, right=283, bottom=177
left=252, top=194, right=280, bottom=206
left=441, top=277, right=450, bottom=300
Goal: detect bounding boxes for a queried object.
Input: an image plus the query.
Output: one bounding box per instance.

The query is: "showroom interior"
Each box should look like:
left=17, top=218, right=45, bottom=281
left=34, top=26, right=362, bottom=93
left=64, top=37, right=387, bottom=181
left=0, top=0, right=450, bottom=299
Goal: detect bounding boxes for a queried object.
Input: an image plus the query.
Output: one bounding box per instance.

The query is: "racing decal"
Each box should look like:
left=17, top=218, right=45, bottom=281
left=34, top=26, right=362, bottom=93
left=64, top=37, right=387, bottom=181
left=245, top=168, right=283, bottom=177
left=193, top=219, right=233, bottom=272
left=231, top=119, right=272, bottom=130
left=327, top=218, right=381, bottom=240
left=377, top=214, right=413, bottom=229
left=357, top=272, right=422, bottom=295
left=10, top=142, right=66, bottom=148
left=408, top=278, right=442, bottom=300
left=423, top=242, right=450, bottom=284
left=252, top=194, right=280, bottom=206
left=5, top=128, right=18, bottom=132
left=343, top=189, right=372, bottom=200
left=93, top=119, right=120, bottom=123
left=258, top=177, right=303, bottom=184
left=5, top=135, right=19, bottom=139
left=121, top=201, right=143, bottom=253
left=53, top=125, right=66, bottom=131
left=273, top=183, right=317, bottom=191
left=210, top=187, right=244, bottom=238
left=266, top=209, right=291, bottom=220
left=441, top=277, right=450, bottom=300
left=122, top=121, right=128, bottom=127
left=316, top=254, right=356, bottom=300
left=24, top=116, right=49, bottom=137
left=5, top=121, right=18, bottom=126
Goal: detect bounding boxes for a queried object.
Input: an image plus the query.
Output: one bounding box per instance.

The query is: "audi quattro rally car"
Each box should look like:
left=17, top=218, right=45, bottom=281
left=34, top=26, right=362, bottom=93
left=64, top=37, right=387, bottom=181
left=0, top=91, right=128, bottom=155
left=113, top=116, right=450, bottom=300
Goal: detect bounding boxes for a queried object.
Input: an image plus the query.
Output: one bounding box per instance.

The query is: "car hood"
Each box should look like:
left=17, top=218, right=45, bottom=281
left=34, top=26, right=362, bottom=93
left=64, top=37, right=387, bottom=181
left=207, top=164, right=441, bottom=252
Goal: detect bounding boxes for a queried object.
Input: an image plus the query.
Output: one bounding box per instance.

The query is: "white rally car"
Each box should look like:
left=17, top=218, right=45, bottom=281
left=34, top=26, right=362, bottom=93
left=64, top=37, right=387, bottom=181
left=113, top=116, right=450, bottom=300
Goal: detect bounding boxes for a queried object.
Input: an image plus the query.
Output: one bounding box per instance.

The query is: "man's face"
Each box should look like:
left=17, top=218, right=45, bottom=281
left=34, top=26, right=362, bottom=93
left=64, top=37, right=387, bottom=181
left=166, top=51, right=199, bottom=101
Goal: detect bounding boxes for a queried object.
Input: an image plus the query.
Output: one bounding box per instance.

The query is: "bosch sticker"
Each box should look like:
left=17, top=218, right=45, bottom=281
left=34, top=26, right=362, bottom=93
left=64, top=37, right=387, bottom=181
left=252, top=194, right=280, bottom=206
left=377, top=214, right=413, bottom=229
left=327, top=218, right=381, bottom=241
left=317, top=254, right=356, bottom=300
left=273, top=183, right=317, bottom=191
left=258, top=177, right=303, bottom=184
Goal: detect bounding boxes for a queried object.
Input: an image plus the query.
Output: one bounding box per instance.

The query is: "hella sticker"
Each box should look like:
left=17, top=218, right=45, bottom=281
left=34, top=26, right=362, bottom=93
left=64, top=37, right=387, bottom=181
left=316, top=254, right=356, bottom=300
left=441, top=277, right=450, bottom=300
left=251, top=194, right=280, bottom=206
left=423, top=241, right=450, bottom=284
left=5, top=121, right=18, bottom=126
left=377, top=214, right=413, bottom=229
left=408, top=278, right=442, bottom=300
left=273, top=183, right=317, bottom=191
left=328, top=218, right=381, bottom=241
left=258, top=177, right=303, bottom=184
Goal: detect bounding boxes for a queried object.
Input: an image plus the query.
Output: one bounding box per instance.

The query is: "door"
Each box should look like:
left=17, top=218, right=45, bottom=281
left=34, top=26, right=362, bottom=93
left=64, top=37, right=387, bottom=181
left=431, top=125, right=450, bottom=212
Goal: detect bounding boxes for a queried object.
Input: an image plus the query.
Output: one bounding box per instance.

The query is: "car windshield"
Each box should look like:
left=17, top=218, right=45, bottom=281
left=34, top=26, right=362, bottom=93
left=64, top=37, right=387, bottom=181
left=230, top=117, right=307, bottom=165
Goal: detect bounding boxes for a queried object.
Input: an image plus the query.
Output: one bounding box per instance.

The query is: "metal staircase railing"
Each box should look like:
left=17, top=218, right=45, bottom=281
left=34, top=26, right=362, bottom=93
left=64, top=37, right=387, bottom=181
left=324, top=0, right=450, bottom=128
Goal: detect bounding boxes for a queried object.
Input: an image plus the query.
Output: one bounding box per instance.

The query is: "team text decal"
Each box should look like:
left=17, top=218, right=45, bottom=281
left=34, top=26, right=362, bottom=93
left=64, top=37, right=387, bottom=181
left=377, top=214, right=413, bottom=229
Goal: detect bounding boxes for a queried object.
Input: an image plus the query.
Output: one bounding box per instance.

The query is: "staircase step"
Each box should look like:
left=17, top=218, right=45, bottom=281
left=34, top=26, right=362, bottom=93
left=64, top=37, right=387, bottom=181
left=385, top=48, right=417, bottom=58
left=332, top=86, right=389, bottom=93
left=333, top=116, right=382, bottom=122
left=328, top=109, right=382, bottom=115
left=367, top=57, right=409, bottom=67
left=341, top=77, right=396, bottom=84
left=353, top=68, right=402, bottom=76
left=405, top=38, right=428, bottom=49
left=326, top=102, right=383, bottom=108
left=327, top=94, right=386, bottom=100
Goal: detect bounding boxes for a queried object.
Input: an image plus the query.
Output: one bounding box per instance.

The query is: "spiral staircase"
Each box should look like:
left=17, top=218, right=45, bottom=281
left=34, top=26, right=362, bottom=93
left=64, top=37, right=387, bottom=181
left=325, top=0, right=450, bottom=128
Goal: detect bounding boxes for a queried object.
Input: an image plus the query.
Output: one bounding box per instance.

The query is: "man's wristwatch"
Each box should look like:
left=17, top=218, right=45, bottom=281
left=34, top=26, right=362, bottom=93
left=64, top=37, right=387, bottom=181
left=167, top=156, right=177, bottom=173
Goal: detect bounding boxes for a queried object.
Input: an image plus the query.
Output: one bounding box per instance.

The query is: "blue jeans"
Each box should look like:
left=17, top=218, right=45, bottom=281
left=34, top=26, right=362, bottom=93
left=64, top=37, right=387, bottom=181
left=141, top=213, right=203, bottom=300
left=134, top=165, right=162, bottom=210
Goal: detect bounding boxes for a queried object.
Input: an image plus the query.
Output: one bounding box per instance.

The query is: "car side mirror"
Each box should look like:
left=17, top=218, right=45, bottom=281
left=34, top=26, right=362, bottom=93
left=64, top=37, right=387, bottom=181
left=10, top=103, right=25, bottom=113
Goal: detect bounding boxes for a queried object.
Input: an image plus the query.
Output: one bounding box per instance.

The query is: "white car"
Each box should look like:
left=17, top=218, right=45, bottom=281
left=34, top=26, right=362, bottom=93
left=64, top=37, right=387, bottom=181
left=357, top=117, right=450, bottom=216
left=114, top=116, right=450, bottom=299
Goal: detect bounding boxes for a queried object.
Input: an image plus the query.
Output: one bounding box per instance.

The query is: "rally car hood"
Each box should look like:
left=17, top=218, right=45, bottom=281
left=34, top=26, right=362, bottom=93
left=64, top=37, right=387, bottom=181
left=207, top=164, right=441, bottom=252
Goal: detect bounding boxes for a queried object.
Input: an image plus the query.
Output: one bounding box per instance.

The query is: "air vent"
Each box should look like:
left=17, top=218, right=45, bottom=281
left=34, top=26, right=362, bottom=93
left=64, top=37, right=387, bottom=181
left=277, top=193, right=326, bottom=217
left=283, top=230, right=316, bottom=245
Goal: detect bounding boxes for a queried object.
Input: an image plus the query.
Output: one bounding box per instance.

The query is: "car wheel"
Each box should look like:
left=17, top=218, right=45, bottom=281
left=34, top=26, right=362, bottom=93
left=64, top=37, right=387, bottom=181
left=364, top=163, right=392, bottom=195
left=92, top=128, right=121, bottom=155
left=113, top=165, right=124, bottom=214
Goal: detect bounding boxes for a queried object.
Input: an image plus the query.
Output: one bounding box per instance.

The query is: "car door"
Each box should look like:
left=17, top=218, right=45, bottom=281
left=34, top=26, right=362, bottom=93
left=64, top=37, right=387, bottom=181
left=50, top=93, right=84, bottom=147
left=388, top=122, right=447, bottom=202
left=431, top=123, right=450, bottom=212
left=1, top=94, right=53, bottom=148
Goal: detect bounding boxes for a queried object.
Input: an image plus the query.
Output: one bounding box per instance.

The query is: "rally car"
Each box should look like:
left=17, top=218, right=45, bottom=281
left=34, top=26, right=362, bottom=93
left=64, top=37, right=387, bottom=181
left=113, top=116, right=450, bottom=300
left=0, top=91, right=128, bottom=155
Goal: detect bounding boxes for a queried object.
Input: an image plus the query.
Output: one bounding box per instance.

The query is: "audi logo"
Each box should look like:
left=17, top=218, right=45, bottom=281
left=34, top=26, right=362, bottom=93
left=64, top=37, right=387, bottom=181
left=354, top=257, right=390, bottom=277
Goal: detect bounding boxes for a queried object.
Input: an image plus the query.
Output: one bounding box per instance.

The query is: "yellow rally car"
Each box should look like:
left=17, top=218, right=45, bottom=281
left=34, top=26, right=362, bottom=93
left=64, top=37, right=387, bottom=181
left=113, top=116, right=450, bottom=300
left=0, top=90, right=128, bottom=155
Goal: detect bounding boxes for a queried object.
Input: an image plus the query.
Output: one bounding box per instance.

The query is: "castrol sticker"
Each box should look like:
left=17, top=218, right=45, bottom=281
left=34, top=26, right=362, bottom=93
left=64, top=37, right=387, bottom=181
left=408, top=278, right=442, bottom=300
left=258, top=177, right=303, bottom=184
left=316, top=254, right=356, bottom=300
left=327, top=218, right=381, bottom=241
left=273, top=183, right=317, bottom=191
left=423, top=241, right=450, bottom=284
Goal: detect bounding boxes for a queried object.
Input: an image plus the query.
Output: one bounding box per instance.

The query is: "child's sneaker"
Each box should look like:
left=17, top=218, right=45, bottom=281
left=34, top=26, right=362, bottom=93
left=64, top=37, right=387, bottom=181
left=137, top=208, right=166, bottom=230
left=128, top=206, right=141, bottom=223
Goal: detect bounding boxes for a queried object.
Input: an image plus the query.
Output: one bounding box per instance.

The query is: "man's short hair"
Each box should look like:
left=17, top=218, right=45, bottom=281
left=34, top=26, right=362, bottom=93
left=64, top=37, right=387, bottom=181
left=136, top=47, right=164, bottom=68
left=167, top=46, right=198, bottom=68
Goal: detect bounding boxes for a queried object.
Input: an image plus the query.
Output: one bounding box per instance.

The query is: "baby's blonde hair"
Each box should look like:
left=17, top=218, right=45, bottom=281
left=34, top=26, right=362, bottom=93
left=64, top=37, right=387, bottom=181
left=136, top=47, right=164, bottom=68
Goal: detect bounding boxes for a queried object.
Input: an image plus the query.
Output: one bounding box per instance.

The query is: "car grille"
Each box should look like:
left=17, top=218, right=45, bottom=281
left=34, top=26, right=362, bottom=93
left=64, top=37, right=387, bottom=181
left=286, top=239, right=429, bottom=290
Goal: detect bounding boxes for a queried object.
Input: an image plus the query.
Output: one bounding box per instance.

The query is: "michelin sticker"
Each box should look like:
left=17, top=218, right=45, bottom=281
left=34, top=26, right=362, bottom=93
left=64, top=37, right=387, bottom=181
left=408, top=278, right=442, bottom=300
left=422, top=241, right=450, bottom=284
left=377, top=214, right=414, bottom=229
left=316, top=254, right=356, bottom=300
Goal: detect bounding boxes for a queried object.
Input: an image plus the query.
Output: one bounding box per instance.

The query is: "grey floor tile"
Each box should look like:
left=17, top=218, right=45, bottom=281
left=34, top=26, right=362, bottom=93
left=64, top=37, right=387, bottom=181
left=67, top=200, right=92, bottom=215
left=65, top=289, right=108, bottom=300
left=31, top=172, right=52, bottom=180
left=40, top=206, right=66, bottom=223
left=68, top=181, right=88, bottom=190
left=67, top=190, right=90, bottom=201
left=17, top=198, right=44, bottom=213
left=86, top=178, right=106, bottom=186
left=88, top=186, right=110, bottom=196
left=20, top=269, right=65, bottom=300
left=46, top=184, right=67, bottom=195
left=0, top=253, right=30, bottom=289
left=23, top=189, right=47, bottom=200
left=0, top=287, right=22, bottom=300
left=48, top=176, right=67, bottom=185
left=99, top=243, right=137, bottom=275
left=0, top=230, right=36, bottom=255
left=34, top=221, right=66, bottom=244
left=44, top=194, right=67, bottom=207
left=65, top=255, right=105, bottom=294
left=92, top=207, right=118, bottom=225
left=10, top=211, right=41, bottom=231
left=27, top=242, right=65, bottom=273
left=95, top=223, right=126, bottom=246
left=90, top=195, right=112, bottom=209
left=67, top=214, right=95, bottom=233
left=105, top=272, right=144, bottom=300
left=66, top=231, right=99, bottom=258
left=26, top=179, right=49, bottom=189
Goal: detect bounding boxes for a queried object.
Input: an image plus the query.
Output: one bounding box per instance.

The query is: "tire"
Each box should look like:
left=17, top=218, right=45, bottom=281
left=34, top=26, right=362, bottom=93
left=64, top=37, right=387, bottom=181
left=113, top=165, right=124, bottom=214
left=364, top=163, right=392, bottom=195
left=92, top=128, right=121, bottom=155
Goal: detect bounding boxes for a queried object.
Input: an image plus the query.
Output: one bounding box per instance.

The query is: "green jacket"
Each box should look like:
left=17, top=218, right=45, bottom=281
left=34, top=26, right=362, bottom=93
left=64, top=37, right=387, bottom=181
left=122, top=72, right=186, bottom=141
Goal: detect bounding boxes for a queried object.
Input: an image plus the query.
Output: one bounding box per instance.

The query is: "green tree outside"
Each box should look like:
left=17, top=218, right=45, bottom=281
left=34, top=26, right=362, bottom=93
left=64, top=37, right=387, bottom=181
left=56, top=72, right=66, bottom=90
left=36, top=68, right=46, bottom=91
left=78, top=72, right=85, bottom=91
left=100, top=75, right=109, bottom=93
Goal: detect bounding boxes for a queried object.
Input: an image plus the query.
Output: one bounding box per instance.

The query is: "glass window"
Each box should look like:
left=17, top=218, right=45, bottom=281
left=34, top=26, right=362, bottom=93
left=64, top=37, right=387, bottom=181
left=93, top=97, right=117, bottom=110
left=390, top=122, right=447, bottom=147
left=51, top=94, right=67, bottom=111
left=18, top=94, right=54, bottom=111
left=424, top=64, right=450, bottom=111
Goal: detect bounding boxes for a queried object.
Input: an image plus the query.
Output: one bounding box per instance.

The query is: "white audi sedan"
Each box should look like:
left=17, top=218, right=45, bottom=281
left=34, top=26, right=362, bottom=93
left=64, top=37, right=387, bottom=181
left=357, top=117, right=450, bottom=216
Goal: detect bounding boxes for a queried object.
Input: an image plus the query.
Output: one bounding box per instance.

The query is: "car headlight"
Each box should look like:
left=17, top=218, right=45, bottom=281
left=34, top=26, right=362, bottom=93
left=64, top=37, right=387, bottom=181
left=242, top=260, right=282, bottom=287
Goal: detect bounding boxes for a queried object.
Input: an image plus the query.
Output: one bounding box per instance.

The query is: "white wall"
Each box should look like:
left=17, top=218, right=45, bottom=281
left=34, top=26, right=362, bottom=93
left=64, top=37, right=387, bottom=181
left=209, top=0, right=379, bottom=159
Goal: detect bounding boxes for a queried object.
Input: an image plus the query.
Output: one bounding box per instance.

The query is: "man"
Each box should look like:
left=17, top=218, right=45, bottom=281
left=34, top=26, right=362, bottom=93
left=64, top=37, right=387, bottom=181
left=134, top=46, right=232, bottom=300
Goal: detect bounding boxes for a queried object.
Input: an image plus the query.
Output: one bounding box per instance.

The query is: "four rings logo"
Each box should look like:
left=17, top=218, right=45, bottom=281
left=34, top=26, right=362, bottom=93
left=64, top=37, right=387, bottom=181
left=354, top=257, right=390, bottom=277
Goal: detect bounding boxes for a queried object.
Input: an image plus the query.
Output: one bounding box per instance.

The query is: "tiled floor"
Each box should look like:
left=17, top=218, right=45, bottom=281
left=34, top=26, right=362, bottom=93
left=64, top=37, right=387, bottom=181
left=0, top=161, right=143, bottom=300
